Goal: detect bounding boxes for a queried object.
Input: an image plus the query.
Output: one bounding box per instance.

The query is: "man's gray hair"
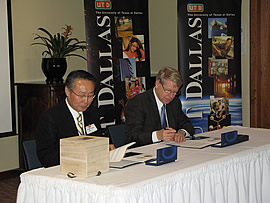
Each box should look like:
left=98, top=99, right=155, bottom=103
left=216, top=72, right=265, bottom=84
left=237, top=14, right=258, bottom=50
left=156, top=67, right=183, bottom=88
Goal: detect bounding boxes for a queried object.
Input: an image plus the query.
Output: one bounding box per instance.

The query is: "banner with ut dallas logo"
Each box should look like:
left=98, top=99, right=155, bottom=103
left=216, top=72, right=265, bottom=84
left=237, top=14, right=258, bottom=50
left=84, top=0, right=150, bottom=129
left=177, top=0, right=242, bottom=133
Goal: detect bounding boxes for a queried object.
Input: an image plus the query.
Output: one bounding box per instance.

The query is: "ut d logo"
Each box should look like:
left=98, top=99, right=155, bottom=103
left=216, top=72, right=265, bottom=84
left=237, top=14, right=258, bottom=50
left=95, top=0, right=112, bottom=10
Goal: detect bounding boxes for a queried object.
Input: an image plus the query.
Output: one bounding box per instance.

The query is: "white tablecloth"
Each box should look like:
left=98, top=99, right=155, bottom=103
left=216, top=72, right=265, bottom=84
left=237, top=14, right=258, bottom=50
left=16, top=126, right=270, bottom=203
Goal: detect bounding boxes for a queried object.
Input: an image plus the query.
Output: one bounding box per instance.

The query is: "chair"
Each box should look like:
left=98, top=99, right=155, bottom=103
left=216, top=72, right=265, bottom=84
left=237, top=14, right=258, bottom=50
left=107, top=124, right=126, bottom=148
left=194, top=126, right=204, bottom=134
left=22, top=140, right=42, bottom=170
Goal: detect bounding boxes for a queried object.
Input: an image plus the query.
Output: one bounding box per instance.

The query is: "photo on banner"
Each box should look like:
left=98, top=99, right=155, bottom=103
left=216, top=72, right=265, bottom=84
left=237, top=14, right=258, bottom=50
left=125, top=77, right=146, bottom=99
left=208, top=58, right=228, bottom=77
left=118, top=58, right=136, bottom=81
left=84, top=0, right=150, bottom=128
left=178, top=0, right=242, bottom=132
left=122, top=35, right=145, bottom=62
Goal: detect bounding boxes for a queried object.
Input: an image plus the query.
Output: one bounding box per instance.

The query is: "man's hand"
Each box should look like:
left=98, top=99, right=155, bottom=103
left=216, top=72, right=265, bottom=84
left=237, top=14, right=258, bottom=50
left=174, top=130, right=186, bottom=143
left=109, top=144, right=115, bottom=151
left=157, top=128, right=176, bottom=142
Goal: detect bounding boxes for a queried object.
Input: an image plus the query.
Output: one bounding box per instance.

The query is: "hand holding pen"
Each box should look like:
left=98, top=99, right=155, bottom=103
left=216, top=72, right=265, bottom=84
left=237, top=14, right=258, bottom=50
left=157, top=127, right=176, bottom=142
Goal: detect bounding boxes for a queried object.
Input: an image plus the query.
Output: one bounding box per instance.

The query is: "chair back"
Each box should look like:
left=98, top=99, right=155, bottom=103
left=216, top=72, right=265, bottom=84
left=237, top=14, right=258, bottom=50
left=194, top=126, right=204, bottom=134
left=107, top=124, right=126, bottom=148
left=22, top=139, right=42, bottom=170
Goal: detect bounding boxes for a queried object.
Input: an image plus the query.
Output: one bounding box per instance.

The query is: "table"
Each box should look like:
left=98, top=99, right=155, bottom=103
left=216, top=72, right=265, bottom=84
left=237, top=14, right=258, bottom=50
left=16, top=126, right=270, bottom=203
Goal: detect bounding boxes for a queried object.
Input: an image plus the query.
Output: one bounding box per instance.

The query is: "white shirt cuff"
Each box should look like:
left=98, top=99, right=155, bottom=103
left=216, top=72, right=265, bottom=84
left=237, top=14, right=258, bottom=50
left=152, top=131, right=160, bottom=142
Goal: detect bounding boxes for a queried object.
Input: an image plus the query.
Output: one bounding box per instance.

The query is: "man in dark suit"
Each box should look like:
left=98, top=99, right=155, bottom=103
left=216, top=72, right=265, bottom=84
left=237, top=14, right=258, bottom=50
left=125, top=67, right=194, bottom=147
left=36, top=70, right=101, bottom=167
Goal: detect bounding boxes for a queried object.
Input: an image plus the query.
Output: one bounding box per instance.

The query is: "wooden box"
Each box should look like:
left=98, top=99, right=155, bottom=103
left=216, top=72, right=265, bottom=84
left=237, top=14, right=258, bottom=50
left=60, top=135, right=109, bottom=178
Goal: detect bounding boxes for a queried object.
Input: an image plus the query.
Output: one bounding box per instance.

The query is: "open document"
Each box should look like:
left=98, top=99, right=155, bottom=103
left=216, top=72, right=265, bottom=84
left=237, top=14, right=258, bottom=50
left=165, top=137, right=221, bottom=149
left=110, top=142, right=136, bottom=162
left=109, top=142, right=142, bottom=169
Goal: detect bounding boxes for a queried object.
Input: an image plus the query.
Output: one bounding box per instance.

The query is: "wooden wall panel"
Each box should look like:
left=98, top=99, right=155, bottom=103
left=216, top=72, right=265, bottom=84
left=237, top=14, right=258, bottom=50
left=250, top=0, right=270, bottom=128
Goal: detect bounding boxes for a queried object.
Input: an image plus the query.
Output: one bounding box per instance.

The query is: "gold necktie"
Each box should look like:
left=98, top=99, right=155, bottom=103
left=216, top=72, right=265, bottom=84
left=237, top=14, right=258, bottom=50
left=77, top=113, right=84, bottom=135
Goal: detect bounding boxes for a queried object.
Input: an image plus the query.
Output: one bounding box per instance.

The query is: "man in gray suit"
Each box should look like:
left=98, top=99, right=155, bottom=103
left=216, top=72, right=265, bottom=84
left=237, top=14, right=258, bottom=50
left=125, top=67, right=194, bottom=147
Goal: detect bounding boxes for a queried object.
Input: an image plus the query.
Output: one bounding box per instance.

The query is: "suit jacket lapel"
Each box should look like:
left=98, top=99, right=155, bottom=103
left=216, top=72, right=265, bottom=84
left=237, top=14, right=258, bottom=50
left=148, top=89, right=162, bottom=129
left=166, top=100, right=177, bottom=129
left=61, top=101, right=78, bottom=136
left=166, top=104, right=172, bottom=128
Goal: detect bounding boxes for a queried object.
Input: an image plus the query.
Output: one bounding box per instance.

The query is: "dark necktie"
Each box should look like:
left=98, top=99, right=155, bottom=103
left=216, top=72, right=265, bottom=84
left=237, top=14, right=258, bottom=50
left=161, top=104, right=167, bottom=129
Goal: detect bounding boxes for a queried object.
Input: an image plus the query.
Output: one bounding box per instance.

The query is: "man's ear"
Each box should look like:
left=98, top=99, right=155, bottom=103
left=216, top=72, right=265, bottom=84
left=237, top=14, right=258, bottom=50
left=65, top=86, right=70, bottom=97
left=155, top=79, right=161, bottom=88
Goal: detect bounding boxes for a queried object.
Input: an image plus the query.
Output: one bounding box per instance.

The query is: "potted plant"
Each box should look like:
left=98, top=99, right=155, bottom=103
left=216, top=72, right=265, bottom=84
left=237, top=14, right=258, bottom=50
left=32, top=25, right=87, bottom=84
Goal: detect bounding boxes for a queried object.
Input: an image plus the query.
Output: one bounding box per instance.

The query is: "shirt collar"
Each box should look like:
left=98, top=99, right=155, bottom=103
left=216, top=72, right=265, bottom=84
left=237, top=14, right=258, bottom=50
left=153, top=88, right=164, bottom=114
left=65, top=98, right=83, bottom=118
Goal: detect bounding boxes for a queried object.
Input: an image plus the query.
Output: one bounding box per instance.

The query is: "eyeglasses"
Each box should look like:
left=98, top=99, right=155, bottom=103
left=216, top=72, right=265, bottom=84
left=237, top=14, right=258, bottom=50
left=161, top=83, right=179, bottom=96
left=70, top=89, right=95, bottom=100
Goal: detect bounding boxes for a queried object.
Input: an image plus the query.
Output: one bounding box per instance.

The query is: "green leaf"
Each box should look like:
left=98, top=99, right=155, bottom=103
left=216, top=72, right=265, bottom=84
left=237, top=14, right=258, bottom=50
left=31, top=26, right=87, bottom=59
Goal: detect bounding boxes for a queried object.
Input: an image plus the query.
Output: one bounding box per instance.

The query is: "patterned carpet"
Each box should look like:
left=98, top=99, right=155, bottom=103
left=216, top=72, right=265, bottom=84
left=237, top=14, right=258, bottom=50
left=0, top=170, right=21, bottom=203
